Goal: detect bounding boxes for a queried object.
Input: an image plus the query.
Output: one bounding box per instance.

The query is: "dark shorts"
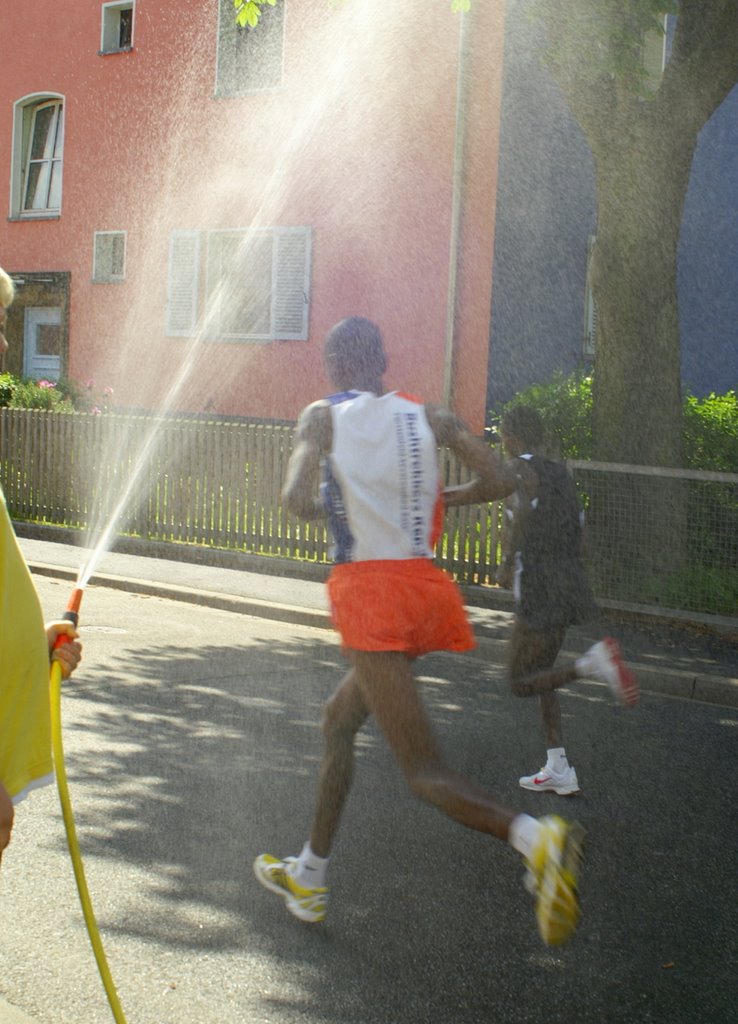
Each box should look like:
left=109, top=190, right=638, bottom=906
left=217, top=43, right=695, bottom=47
left=517, top=556, right=599, bottom=632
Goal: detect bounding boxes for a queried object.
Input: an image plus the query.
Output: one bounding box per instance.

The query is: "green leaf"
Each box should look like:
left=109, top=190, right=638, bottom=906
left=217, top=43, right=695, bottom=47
left=234, top=0, right=262, bottom=28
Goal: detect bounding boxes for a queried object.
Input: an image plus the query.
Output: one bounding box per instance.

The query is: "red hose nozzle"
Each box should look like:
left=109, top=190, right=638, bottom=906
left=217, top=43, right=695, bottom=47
left=53, top=587, right=84, bottom=649
left=63, top=587, right=84, bottom=626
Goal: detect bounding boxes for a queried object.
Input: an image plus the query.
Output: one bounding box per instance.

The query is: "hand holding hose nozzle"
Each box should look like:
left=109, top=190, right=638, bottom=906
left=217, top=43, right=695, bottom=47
left=49, top=597, right=83, bottom=681
left=49, top=586, right=83, bottom=677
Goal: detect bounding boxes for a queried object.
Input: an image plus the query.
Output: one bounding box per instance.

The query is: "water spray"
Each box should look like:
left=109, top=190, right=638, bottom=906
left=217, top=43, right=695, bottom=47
left=50, top=585, right=128, bottom=1024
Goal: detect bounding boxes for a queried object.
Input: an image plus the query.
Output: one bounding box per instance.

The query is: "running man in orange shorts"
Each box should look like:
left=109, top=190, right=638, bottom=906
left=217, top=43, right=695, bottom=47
left=253, top=317, right=584, bottom=945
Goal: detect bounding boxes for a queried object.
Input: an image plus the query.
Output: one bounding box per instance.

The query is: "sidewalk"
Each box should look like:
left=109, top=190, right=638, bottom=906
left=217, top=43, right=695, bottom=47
left=17, top=531, right=738, bottom=709
left=0, top=1001, right=38, bottom=1024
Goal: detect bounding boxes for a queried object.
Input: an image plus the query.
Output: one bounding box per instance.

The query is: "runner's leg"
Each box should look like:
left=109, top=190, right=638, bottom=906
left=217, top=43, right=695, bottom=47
left=508, top=618, right=573, bottom=747
left=309, top=668, right=370, bottom=858
left=351, top=650, right=516, bottom=840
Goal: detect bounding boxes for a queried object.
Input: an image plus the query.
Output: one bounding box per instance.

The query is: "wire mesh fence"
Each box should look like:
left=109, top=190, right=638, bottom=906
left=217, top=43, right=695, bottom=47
left=570, top=460, right=738, bottom=616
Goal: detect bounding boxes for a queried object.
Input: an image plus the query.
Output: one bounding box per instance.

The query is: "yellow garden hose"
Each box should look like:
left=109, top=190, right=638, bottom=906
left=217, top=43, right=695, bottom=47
left=50, top=589, right=129, bottom=1024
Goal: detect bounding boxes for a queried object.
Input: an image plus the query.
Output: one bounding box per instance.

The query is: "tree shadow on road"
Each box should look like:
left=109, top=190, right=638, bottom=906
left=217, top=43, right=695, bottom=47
left=55, top=627, right=738, bottom=1024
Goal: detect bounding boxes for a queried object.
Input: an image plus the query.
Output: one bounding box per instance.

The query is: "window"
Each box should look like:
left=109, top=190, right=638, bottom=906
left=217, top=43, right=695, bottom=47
left=93, top=231, right=126, bottom=282
left=11, top=96, right=65, bottom=218
left=23, top=307, right=63, bottom=381
left=216, top=0, right=285, bottom=96
left=101, top=2, right=134, bottom=54
left=166, top=227, right=311, bottom=342
left=583, top=235, right=597, bottom=357
left=640, top=13, right=668, bottom=95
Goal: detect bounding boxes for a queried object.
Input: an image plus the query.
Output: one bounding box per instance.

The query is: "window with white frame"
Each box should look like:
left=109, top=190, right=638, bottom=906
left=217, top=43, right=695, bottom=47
left=11, top=96, right=65, bottom=218
left=166, top=227, right=311, bottom=342
left=216, top=0, right=285, bottom=97
left=100, top=2, right=134, bottom=54
left=640, top=13, right=669, bottom=95
left=583, top=235, right=597, bottom=358
left=93, top=231, right=126, bottom=282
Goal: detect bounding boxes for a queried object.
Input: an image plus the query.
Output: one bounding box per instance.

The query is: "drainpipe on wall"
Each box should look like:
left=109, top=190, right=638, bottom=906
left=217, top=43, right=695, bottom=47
left=442, top=8, right=474, bottom=409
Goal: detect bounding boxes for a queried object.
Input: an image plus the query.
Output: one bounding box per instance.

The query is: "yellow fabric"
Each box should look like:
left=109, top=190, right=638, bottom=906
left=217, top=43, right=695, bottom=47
left=0, top=488, right=53, bottom=803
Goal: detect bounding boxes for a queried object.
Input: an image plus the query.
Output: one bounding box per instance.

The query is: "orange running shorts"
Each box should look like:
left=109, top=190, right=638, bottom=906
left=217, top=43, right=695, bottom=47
left=327, top=559, right=475, bottom=657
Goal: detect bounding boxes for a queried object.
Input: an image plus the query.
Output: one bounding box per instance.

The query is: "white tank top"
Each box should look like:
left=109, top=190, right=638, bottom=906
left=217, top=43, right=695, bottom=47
left=322, top=390, right=442, bottom=563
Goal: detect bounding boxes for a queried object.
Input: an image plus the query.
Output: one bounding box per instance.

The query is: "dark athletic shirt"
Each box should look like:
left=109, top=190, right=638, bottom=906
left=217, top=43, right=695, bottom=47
left=512, top=454, right=599, bottom=631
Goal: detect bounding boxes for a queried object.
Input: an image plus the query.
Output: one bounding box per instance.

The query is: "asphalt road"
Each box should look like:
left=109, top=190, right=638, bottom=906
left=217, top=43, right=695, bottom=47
left=1, top=575, right=736, bottom=1024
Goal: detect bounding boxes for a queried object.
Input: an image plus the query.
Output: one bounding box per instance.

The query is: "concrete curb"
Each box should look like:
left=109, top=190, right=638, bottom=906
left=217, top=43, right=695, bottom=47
left=29, top=561, right=333, bottom=631
left=29, top=561, right=738, bottom=710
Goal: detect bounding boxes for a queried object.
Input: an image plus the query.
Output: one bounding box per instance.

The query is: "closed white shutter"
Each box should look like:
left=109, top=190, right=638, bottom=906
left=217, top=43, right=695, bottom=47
left=271, top=227, right=311, bottom=341
left=93, top=231, right=126, bottom=282
left=166, top=230, right=201, bottom=336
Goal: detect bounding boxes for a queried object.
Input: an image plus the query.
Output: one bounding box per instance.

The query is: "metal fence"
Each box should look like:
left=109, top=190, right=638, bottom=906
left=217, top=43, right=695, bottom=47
left=1, top=409, right=735, bottom=617
left=569, top=460, right=738, bottom=617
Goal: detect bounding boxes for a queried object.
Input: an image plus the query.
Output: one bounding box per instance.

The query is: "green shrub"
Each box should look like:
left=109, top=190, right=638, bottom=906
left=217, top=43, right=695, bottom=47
left=0, top=372, right=16, bottom=407
left=491, top=370, right=594, bottom=460
left=6, top=377, right=75, bottom=412
left=650, top=565, right=738, bottom=617
left=493, top=373, right=737, bottom=471
left=53, top=377, right=86, bottom=409
left=0, top=373, right=95, bottom=413
left=683, top=391, right=738, bottom=473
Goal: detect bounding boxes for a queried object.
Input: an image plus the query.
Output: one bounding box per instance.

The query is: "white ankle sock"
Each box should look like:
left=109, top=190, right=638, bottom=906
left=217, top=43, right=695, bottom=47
left=292, top=841, right=329, bottom=888
left=547, top=747, right=569, bottom=774
left=508, top=814, right=541, bottom=860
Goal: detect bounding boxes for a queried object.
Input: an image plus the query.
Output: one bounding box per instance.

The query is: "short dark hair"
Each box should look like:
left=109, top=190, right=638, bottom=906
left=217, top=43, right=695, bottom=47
left=324, top=317, right=385, bottom=378
left=501, top=404, right=544, bottom=448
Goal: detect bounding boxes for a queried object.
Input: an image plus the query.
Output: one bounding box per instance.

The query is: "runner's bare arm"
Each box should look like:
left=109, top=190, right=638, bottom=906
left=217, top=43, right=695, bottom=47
left=425, top=403, right=518, bottom=505
left=282, top=401, right=333, bottom=520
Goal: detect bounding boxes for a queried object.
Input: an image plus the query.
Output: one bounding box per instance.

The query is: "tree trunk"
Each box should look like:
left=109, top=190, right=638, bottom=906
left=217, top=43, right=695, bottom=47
left=535, top=0, right=738, bottom=466
left=533, top=0, right=738, bottom=603
left=591, top=115, right=696, bottom=469
left=586, top=115, right=697, bottom=593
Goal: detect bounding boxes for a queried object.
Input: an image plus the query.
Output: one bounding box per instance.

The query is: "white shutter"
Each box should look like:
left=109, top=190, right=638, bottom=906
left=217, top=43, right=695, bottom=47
left=166, top=230, right=201, bottom=336
left=93, top=231, right=126, bottom=282
left=271, top=227, right=311, bottom=341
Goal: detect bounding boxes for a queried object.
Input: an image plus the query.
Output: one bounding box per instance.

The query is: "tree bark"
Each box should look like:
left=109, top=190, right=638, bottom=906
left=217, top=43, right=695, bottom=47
left=534, top=0, right=738, bottom=467
left=530, top=0, right=738, bottom=597
left=591, top=113, right=693, bottom=467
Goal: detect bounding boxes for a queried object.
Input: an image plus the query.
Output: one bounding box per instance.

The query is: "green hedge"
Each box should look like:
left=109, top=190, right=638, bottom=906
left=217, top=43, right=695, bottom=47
left=492, top=373, right=738, bottom=614
left=683, top=391, right=738, bottom=473
left=493, top=372, right=738, bottom=472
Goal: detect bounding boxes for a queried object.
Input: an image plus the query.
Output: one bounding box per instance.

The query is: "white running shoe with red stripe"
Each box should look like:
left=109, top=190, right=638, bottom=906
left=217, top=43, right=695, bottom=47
left=579, top=638, right=639, bottom=706
left=520, top=765, right=580, bottom=795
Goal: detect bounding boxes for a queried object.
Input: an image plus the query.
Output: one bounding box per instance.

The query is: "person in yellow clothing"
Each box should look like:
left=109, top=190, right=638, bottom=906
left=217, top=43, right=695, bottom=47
left=0, top=267, right=82, bottom=862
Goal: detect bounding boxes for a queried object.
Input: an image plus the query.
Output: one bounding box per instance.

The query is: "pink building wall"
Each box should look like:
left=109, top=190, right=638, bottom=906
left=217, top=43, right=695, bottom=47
left=0, top=1, right=504, bottom=432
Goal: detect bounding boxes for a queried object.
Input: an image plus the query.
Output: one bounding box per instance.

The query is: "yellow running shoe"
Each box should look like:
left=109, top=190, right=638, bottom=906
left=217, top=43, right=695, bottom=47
left=524, top=816, right=585, bottom=946
left=253, top=853, right=328, bottom=923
